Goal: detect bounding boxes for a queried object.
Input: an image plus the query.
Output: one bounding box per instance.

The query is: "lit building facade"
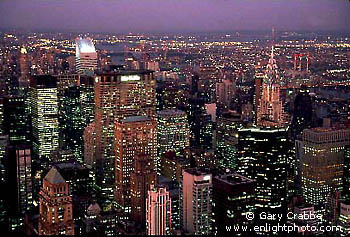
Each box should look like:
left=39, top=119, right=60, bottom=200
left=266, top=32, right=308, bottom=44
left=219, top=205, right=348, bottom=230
left=92, top=70, right=156, bottom=202
left=29, top=75, right=59, bottom=159
left=75, top=38, right=98, bottom=75
left=157, top=110, right=190, bottom=167
left=339, top=201, right=350, bottom=236
left=2, top=96, right=31, bottom=146
left=237, top=127, right=289, bottom=228
left=256, top=47, right=286, bottom=128
left=213, top=172, right=255, bottom=235
left=181, top=168, right=212, bottom=235
left=343, top=146, right=350, bottom=202
left=83, top=122, right=96, bottom=167
left=146, top=185, right=171, bottom=235
left=6, top=145, right=33, bottom=232
left=79, top=75, right=95, bottom=127
left=216, top=111, right=243, bottom=170
left=61, top=85, right=84, bottom=162
left=38, top=167, right=74, bottom=235
left=296, top=128, right=350, bottom=215
left=114, top=116, right=157, bottom=213
left=130, top=154, right=157, bottom=228
left=56, top=74, right=79, bottom=147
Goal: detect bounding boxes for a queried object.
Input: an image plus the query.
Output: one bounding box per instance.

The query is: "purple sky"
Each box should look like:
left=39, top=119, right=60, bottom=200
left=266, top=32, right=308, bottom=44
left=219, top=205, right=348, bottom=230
left=1, top=0, right=350, bottom=33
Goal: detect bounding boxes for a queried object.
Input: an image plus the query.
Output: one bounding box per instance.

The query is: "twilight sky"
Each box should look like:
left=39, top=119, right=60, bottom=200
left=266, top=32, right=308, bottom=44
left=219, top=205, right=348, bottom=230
left=0, top=0, right=350, bottom=33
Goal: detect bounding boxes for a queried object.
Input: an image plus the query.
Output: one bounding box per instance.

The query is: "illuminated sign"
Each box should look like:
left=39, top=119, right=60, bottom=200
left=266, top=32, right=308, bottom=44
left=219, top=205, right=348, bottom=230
left=121, top=75, right=141, bottom=82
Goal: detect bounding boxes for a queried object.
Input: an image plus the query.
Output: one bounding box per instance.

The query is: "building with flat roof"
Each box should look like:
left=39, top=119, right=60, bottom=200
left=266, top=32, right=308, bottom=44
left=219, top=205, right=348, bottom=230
left=75, top=38, right=97, bottom=75
left=296, top=128, right=350, bottom=215
left=213, top=172, right=255, bottom=235
left=181, top=168, right=212, bottom=235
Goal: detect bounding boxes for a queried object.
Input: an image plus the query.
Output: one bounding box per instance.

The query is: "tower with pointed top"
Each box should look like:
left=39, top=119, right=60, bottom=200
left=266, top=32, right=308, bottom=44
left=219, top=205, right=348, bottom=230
left=38, top=167, right=74, bottom=235
left=256, top=46, right=285, bottom=128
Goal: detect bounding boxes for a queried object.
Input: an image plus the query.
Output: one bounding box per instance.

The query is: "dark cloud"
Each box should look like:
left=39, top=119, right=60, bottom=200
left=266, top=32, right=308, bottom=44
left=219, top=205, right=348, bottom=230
left=0, top=0, right=349, bottom=33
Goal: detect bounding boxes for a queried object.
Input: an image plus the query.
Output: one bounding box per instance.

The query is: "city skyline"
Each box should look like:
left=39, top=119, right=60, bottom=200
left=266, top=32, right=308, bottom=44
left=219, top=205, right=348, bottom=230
left=1, top=1, right=350, bottom=235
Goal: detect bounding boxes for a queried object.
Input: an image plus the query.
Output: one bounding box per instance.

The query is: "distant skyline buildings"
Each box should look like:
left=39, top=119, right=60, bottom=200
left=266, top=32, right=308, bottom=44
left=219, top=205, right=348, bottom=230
left=1, top=7, right=350, bottom=234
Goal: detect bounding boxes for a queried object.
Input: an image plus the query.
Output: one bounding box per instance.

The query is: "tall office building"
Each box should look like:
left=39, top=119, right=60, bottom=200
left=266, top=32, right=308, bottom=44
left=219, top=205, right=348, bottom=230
left=57, top=74, right=79, bottom=101
left=56, top=74, right=80, bottom=147
left=296, top=128, right=350, bottom=215
left=290, top=88, right=313, bottom=141
left=146, top=185, right=171, bottom=235
left=0, top=98, right=3, bottom=136
left=0, top=135, right=8, bottom=231
left=38, top=167, right=74, bottom=235
left=213, top=172, right=255, bottom=235
left=5, top=145, right=32, bottom=232
left=216, top=111, right=243, bottom=170
left=157, top=110, right=190, bottom=164
left=89, top=70, right=155, bottom=202
left=19, top=48, right=29, bottom=87
left=237, top=127, right=289, bottom=228
left=130, top=154, right=157, bottom=228
left=114, top=116, right=157, bottom=212
left=338, top=201, right=350, bottom=236
left=61, top=85, right=84, bottom=162
left=29, top=75, right=59, bottom=159
left=54, top=161, right=94, bottom=234
left=181, top=168, right=212, bottom=235
left=158, top=176, right=180, bottom=231
left=187, top=97, right=213, bottom=149
left=83, top=122, right=96, bottom=167
left=75, top=38, right=98, bottom=75
left=256, top=47, right=286, bottom=128
left=79, top=75, right=95, bottom=127
left=2, top=96, right=31, bottom=146
left=344, top=146, right=350, bottom=201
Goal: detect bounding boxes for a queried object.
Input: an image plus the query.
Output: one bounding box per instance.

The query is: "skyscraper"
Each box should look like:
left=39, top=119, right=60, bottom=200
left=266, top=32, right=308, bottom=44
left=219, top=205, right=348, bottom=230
left=256, top=46, right=286, bottom=128
left=237, top=127, right=289, bottom=228
left=2, top=96, right=31, bottom=146
left=38, top=167, right=74, bottom=235
left=344, top=146, right=350, bottom=201
left=5, top=145, right=32, bottom=232
left=146, top=185, right=171, bottom=235
left=0, top=98, right=3, bottom=136
left=212, top=172, right=255, bottom=235
left=290, top=88, right=313, bottom=141
left=216, top=111, right=243, bottom=170
left=75, top=38, right=98, bottom=75
left=157, top=110, right=190, bottom=165
left=114, top=116, right=157, bottom=213
left=181, top=168, right=212, bottom=235
left=56, top=74, right=80, bottom=147
left=187, top=97, right=213, bottom=149
left=19, top=48, right=29, bottom=87
left=89, top=70, right=156, bottom=202
left=61, top=85, right=83, bottom=162
left=130, top=154, right=157, bottom=228
left=296, top=128, right=350, bottom=215
left=29, top=75, right=59, bottom=159
left=79, top=75, right=95, bottom=127
left=338, top=201, right=350, bottom=236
